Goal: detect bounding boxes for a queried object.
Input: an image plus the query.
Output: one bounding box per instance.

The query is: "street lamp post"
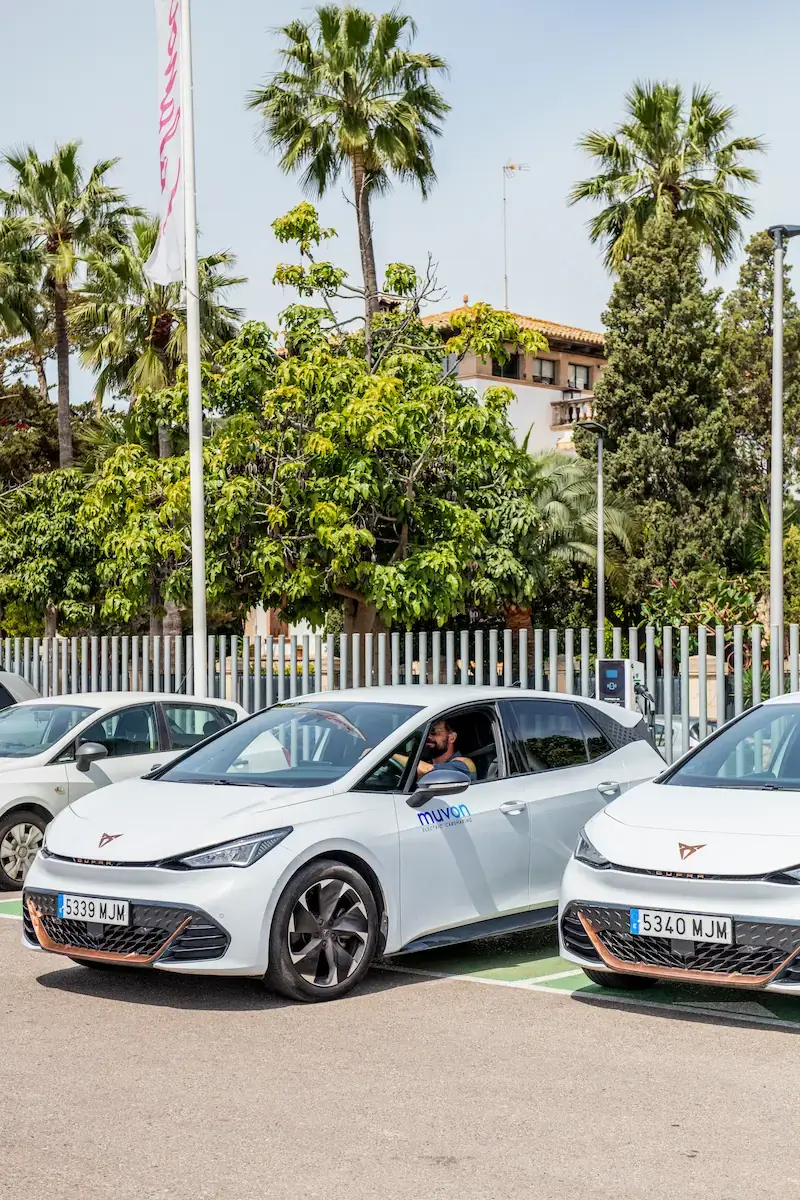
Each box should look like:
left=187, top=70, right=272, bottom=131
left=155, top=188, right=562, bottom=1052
left=575, top=418, right=607, bottom=655
left=768, top=224, right=800, bottom=695
left=502, top=162, right=529, bottom=310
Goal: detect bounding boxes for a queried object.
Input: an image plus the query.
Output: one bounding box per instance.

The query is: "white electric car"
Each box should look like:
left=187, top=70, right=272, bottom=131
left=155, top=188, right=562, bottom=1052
left=0, top=693, right=245, bottom=890
left=23, top=686, right=662, bottom=1001
left=560, top=694, right=800, bottom=994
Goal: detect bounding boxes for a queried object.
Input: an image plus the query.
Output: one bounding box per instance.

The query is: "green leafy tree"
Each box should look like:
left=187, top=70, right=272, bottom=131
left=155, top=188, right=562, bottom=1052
left=569, top=80, right=764, bottom=270
left=0, top=382, right=60, bottom=488
left=247, top=5, right=449, bottom=329
left=0, top=143, right=140, bottom=466
left=577, top=217, right=734, bottom=607
left=720, top=230, right=800, bottom=507
left=0, top=470, right=100, bottom=637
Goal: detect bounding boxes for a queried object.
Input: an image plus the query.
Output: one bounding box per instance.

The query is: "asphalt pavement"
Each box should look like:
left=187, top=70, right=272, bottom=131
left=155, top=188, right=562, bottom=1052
left=3, top=915, right=800, bottom=1200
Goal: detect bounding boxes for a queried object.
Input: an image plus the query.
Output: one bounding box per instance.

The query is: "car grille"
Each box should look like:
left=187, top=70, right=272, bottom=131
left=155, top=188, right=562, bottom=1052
left=560, top=907, right=603, bottom=963
left=563, top=904, right=800, bottom=981
left=24, top=890, right=228, bottom=964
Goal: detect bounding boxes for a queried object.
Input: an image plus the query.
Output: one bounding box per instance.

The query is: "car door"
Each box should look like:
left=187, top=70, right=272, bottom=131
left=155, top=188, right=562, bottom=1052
left=387, top=704, right=531, bottom=949
left=64, top=702, right=162, bottom=803
left=497, top=698, right=625, bottom=909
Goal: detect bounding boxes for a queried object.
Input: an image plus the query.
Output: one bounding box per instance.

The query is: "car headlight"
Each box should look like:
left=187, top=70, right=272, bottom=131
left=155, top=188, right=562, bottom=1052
left=170, top=828, right=292, bottom=870
left=575, top=828, right=611, bottom=870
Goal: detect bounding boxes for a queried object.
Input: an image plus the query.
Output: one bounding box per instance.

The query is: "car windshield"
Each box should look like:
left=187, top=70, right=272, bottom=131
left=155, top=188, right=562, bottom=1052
left=0, top=703, right=97, bottom=758
left=159, top=700, right=423, bottom=788
left=666, top=704, right=800, bottom=790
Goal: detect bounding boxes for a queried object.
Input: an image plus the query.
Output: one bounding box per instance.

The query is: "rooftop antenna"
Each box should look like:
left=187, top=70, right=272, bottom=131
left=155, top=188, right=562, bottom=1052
left=502, top=162, right=529, bottom=310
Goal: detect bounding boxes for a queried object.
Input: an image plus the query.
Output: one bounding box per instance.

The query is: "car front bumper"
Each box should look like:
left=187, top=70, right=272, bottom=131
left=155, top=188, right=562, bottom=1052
left=559, top=855, right=800, bottom=994
left=21, top=848, right=291, bottom=976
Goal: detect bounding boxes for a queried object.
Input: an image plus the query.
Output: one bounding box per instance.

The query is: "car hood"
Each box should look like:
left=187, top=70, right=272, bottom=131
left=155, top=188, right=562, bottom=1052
left=588, top=781, right=800, bottom=875
left=47, top=778, right=344, bottom=863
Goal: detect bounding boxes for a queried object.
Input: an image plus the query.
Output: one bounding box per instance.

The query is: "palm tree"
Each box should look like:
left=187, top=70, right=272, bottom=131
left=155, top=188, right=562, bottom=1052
left=0, top=218, right=52, bottom=400
left=569, top=81, right=764, bottom=271
left=247, top=5, right=449, bottom=322
left=72, top=215, right=244, bottom=455
left=0, top=142, right=140, bottom=465
left=505, top=450, right=639, bottom=638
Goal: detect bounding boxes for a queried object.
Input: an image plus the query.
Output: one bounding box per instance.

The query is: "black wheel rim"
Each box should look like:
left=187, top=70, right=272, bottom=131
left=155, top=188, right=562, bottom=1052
left=287, top=879, right=370, bottom=988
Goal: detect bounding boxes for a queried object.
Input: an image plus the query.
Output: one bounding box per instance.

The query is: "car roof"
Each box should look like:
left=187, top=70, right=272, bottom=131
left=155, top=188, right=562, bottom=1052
left=763, top=692, right=800, bottom=707
left=282, top=685, right=642, bottom=726
left=13, top=692, right=243, bottom=711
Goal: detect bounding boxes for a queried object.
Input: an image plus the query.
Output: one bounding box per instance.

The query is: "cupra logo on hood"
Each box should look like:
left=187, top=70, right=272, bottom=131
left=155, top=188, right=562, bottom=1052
left=678, top=842, right=706, bottom=861
left=98, top=832, right=123, bottom=849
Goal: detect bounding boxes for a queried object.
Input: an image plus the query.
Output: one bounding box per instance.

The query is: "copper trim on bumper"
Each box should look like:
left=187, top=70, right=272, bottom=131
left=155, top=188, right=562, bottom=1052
left=578, top=911, right=800, bottom=989
left=27, top=899, right=191, bottom=965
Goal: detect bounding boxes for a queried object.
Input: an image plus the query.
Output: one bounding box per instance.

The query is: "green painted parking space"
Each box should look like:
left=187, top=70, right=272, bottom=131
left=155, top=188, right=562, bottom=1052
left=0, top=899, right=22, bottom=918
left=390, top=926, right=800, bottom=1029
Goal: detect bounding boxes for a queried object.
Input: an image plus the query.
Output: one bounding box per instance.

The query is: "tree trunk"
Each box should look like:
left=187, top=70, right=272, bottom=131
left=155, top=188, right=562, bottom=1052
left=149, top=579, right=163, bottom=637
left=33, top=355, right=49, bottom=402
left=44, top=605, right=58, bottom=639
left=342, top=597, right=387, bottom=686
left=53, top=281, right=74, bottom=467
left=157, top=426, right=174, bottom=458
left=163, top=600, right=182, bottom=637
left=504, top=604, right=535, bottom=681
left=352, top=152, right=379, bottom=360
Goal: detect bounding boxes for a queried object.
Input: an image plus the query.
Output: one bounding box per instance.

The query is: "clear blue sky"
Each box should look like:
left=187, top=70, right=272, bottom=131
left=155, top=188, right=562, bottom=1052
left=3, top=0, right=799, bottom=401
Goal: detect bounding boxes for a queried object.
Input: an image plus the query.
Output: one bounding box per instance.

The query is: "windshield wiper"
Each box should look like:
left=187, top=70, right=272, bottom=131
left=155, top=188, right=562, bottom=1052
left=171, top=776, right=277, bottom=787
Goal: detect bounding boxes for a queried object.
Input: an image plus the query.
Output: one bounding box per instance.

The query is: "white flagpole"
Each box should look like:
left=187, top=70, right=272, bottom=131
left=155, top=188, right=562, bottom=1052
left=180, top=0, right=208, bottom=697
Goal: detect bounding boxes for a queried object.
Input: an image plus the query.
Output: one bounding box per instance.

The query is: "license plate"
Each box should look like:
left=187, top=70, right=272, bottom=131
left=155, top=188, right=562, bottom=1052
left=629, top=908, right=732, bottom=944
left=57, top=894, right=129, bottom=926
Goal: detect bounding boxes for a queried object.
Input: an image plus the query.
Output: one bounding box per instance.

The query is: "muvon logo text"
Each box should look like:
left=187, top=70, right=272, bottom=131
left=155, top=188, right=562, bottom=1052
left=417, top=804, right=472, bottom=829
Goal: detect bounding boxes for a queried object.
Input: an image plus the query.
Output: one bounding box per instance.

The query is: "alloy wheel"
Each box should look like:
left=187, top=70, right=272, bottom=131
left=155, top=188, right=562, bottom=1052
left=287, top=878, right=370, bottom=988
left=0, top=822, right=43, bottom=884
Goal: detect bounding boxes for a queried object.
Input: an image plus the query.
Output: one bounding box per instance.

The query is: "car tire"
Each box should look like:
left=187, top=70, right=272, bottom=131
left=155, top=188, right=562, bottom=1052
left=583, top=967, right=657, bottom=990
left=265, top=859, right=379, bottom=1002
left=0, top=809, right=46, bottom=891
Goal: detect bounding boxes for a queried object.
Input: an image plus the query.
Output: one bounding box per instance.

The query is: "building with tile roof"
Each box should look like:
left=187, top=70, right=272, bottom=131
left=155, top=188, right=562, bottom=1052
left=423, top=305, right=606, bottom=453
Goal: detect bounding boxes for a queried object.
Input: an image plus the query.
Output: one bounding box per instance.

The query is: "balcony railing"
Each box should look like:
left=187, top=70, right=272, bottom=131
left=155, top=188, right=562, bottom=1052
left=551, top=398, right=594, bottom=428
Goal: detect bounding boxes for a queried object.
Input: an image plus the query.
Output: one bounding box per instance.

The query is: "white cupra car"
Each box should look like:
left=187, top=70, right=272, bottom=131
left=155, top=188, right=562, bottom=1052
left=23, top=686, right=662, bottom=1002
left=560, top=694, right=800, bottom=995
left=0, top=693, right=245, bottom=890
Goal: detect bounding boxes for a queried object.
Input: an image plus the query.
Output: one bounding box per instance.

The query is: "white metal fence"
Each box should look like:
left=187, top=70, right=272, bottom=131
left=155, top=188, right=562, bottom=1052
left=1, top=624, right=797, bottom=763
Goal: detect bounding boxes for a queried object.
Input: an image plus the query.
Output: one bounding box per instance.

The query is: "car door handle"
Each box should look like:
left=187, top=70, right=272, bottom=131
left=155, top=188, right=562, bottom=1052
left=597, top=781, right=621, bottom=798
left=500, top=801, right=526, bottom=815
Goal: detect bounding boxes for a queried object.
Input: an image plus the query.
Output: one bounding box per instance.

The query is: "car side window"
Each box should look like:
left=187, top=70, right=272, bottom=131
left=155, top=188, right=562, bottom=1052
left=79, top=704, right=158, bottom=758
left=354, top=731, right=423, bottom=793
left=500, top=699, right=588, bottom=774
left=163, top=703, right=236, bottom=749
left=577, top=707, right=614, bottom=761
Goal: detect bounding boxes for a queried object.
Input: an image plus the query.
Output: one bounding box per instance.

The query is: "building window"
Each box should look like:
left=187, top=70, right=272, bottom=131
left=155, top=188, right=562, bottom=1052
left=492, top=353, right=520, bottom=380
left=568, top=363, right=591, bottom=390
left=532, top=358, right=556, bottom=384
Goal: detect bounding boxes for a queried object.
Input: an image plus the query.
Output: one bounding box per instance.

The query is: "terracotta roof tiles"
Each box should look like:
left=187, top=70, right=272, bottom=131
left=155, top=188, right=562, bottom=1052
left=422, top=306, right=604, bottom=348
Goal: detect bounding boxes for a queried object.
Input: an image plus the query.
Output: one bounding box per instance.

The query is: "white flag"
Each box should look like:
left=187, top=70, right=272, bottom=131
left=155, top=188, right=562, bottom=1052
left=145, top=0, right=185, bottom=284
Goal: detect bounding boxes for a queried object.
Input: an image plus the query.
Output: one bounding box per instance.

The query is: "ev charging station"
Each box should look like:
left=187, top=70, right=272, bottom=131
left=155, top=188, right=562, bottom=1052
left=596, top=659, right=646, bottom=711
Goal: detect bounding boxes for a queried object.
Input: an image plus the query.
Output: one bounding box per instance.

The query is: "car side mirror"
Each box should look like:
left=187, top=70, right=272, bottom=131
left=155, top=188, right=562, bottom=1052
left=75, top=741, right=109, bottom=774
left=407, top=769, right=471, bottom=809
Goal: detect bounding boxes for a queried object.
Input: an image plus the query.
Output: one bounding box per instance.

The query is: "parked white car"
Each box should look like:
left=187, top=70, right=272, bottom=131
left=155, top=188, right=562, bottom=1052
left=23, top=686, right=663, bottom=1000
left=560, top=695, right=800, bottom=994
left=0, top=692, right=246, bottom=890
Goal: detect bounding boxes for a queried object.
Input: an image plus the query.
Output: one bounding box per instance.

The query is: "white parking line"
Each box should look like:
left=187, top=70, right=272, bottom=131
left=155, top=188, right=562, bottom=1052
left=380, top=962, right=800, bottom=1031
left=0, top=913, right=21, bottom=920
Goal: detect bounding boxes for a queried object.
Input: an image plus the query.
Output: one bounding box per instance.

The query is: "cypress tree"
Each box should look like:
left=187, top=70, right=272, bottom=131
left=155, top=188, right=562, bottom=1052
left=577, top=218, right=734, bottom=603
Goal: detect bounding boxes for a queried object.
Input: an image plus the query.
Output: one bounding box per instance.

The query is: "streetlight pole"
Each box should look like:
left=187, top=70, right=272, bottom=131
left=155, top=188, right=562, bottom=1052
left=576, top=418, right=607, bottom=655
left=768, top=224, right=800, bottom=695
left=502, top=162, right=528, bottom=310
